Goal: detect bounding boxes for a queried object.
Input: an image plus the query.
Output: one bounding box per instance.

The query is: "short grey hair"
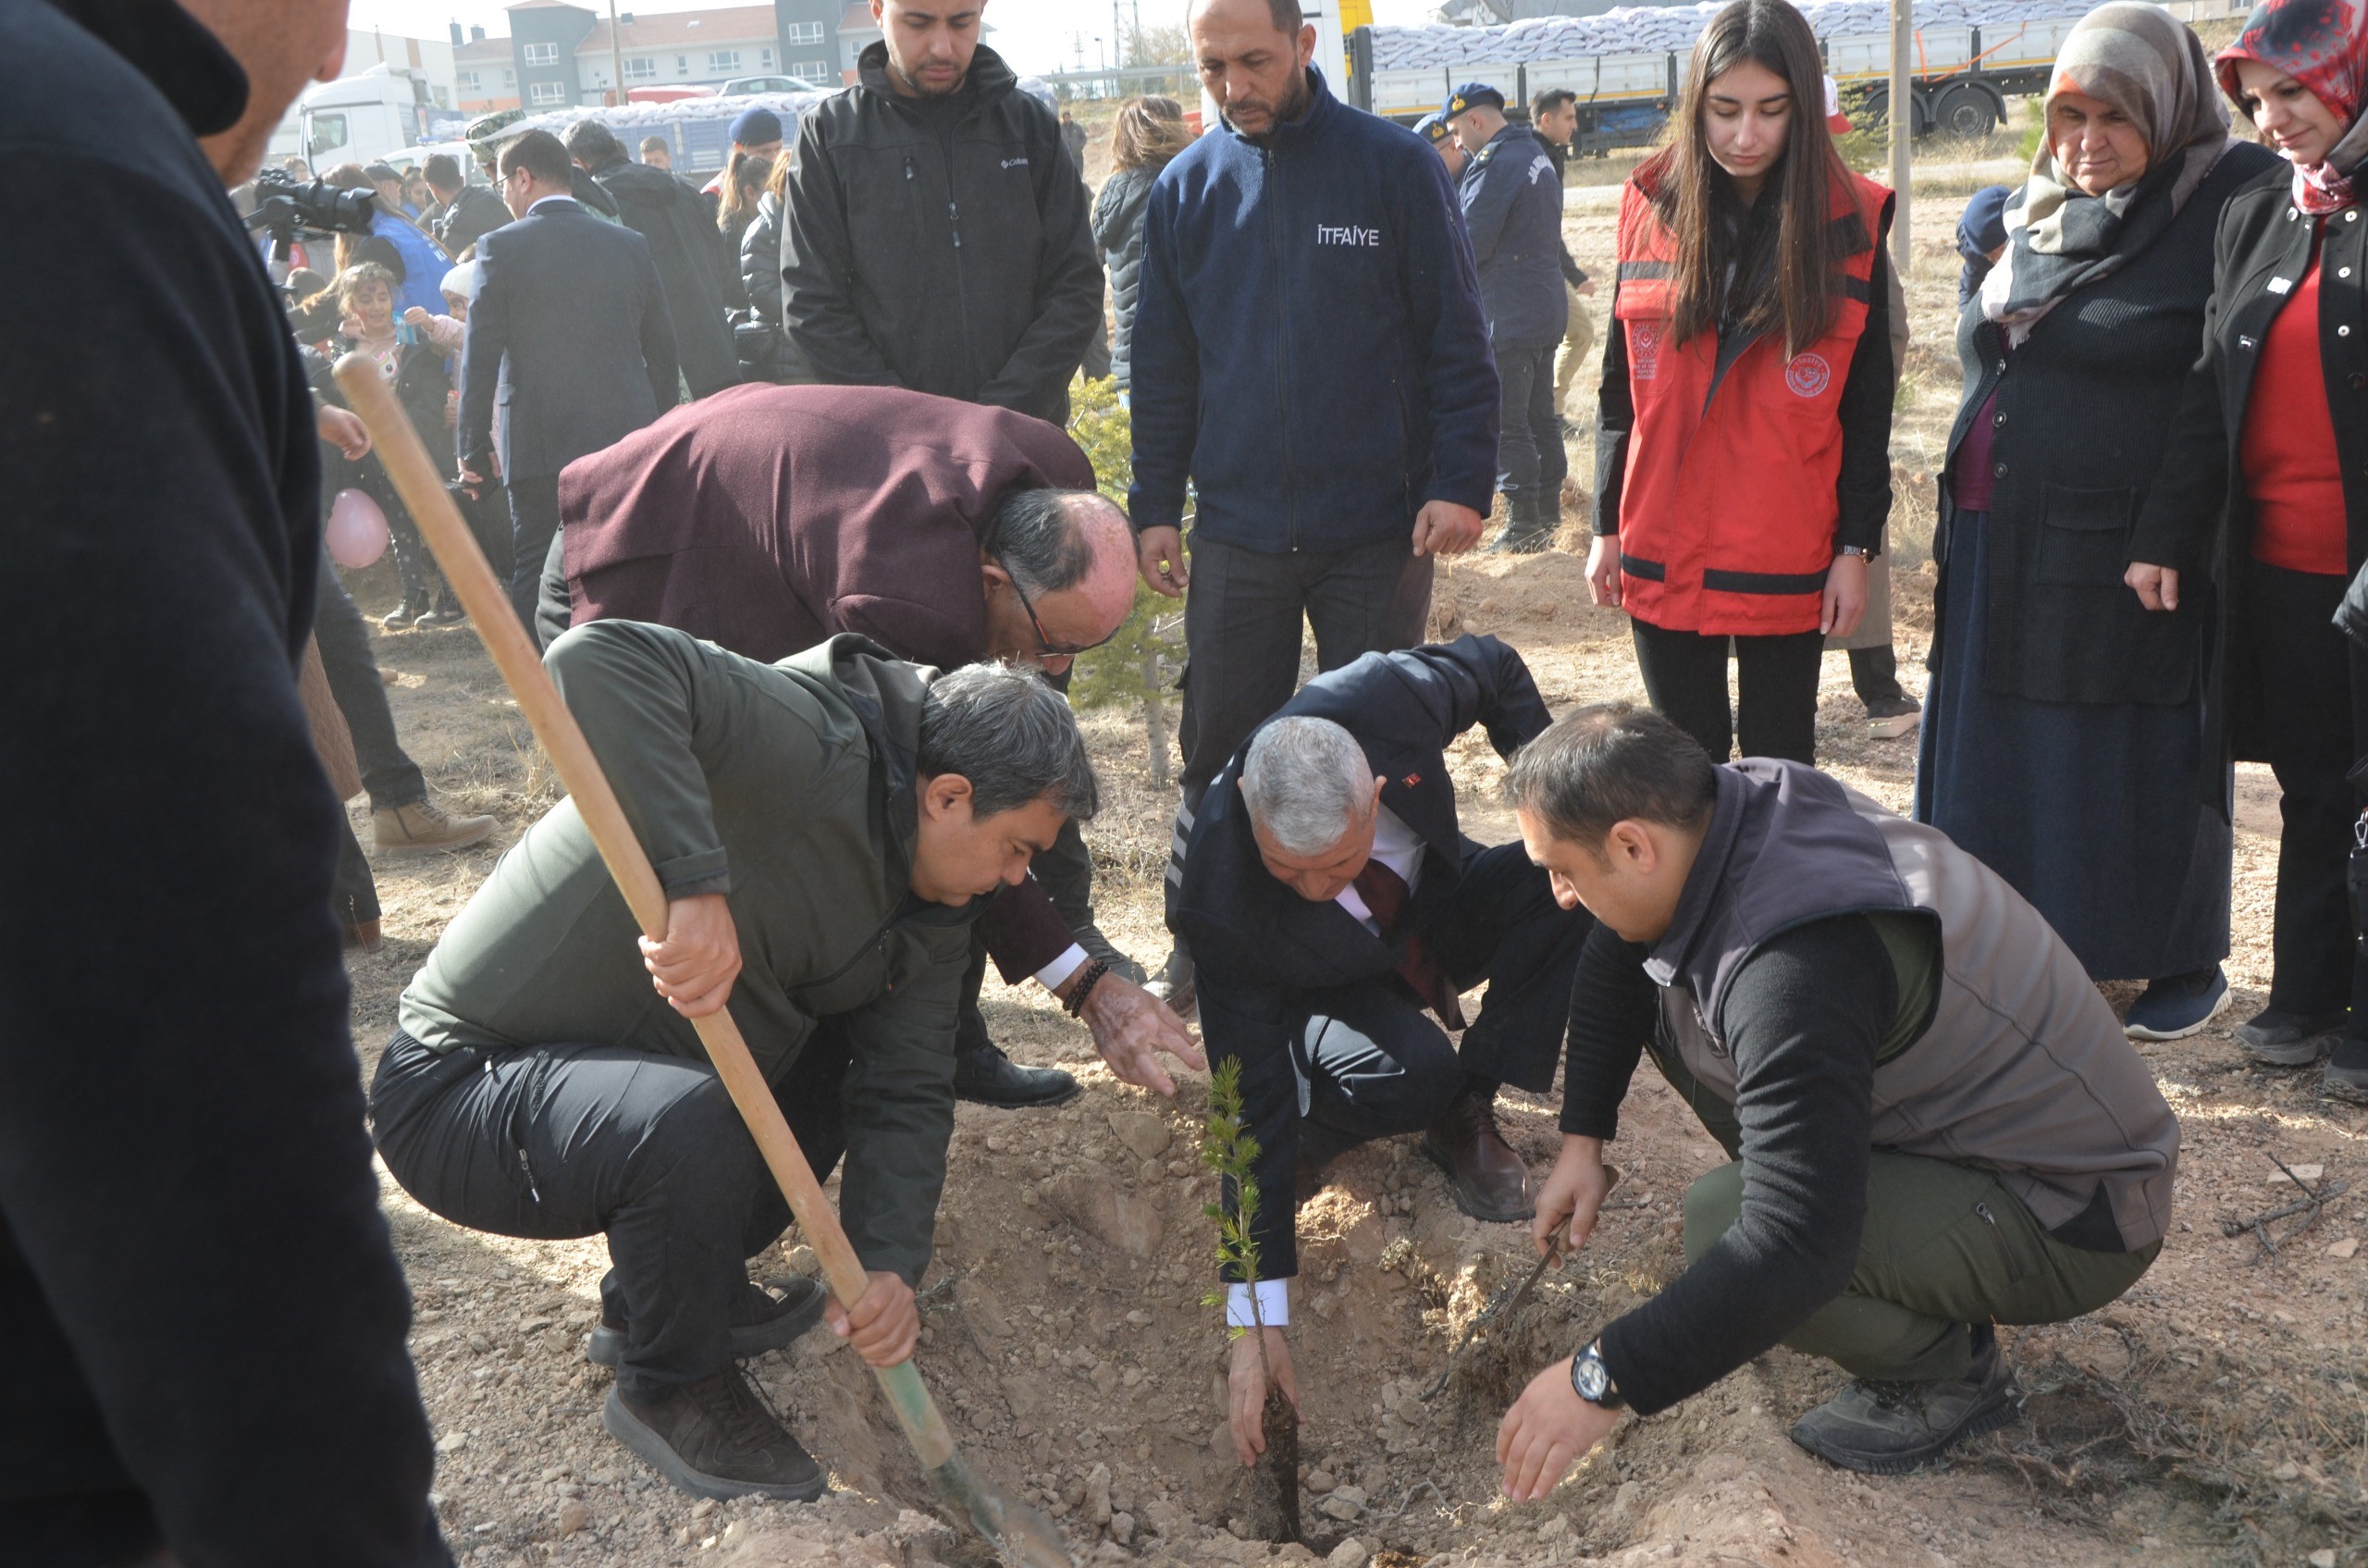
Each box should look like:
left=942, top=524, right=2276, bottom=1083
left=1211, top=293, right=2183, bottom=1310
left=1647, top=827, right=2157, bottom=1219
left=918, top=662, right=1100, bottom=821
left=1240, top=717, right=1373, bottom=855
left=979, top=488, right=1114, bottom=597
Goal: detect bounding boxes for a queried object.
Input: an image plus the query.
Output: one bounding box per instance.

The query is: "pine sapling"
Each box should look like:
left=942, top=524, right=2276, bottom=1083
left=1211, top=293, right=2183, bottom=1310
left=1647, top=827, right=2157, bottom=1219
left=1201, top=1058, right=1301, bottom=1541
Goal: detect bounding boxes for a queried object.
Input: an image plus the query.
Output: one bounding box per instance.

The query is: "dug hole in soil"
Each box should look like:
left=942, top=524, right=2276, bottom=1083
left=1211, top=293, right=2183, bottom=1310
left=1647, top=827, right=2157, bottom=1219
left=341, top=164, right=2366, bottom=1568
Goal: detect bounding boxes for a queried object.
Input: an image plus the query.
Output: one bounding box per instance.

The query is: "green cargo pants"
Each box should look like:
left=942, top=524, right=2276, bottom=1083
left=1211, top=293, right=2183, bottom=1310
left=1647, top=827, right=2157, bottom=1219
left=1655, top=1044, right=2160, bottom=1383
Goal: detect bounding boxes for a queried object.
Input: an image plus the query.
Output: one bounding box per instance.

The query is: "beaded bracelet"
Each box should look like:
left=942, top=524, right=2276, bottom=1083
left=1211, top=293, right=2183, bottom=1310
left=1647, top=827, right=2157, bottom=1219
left=1061, top=957, right=1111, bottom=1019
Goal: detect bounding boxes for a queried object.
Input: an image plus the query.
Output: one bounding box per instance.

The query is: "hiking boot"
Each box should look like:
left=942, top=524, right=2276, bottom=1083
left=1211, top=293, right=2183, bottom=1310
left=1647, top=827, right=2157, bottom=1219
left=420, top=597, right=466, bottom=628
left=586, top=1277, right=827, bottom=1370
left=373, top=797, right=497, bottom=855
left=2236, top=1006, right=2347, bottom=1066
left=2124, top=966, right=2231, bottom=1041
left=1422, top=1085, right=1535, bottom=1222
left=1865, top=694, right=1922, bottom=740
left=1073, top=922, right=1148, bottom=986
left=1144, top=945, right=1196, bottom=1023
left=952, top=1038, right=1079, bottom=1108
left=602, top=1365, right=827, bottom=1501
left=2323, top=1034, right=2368, bottom=1101
left=1789, top=1324, right=2020, bottom=1475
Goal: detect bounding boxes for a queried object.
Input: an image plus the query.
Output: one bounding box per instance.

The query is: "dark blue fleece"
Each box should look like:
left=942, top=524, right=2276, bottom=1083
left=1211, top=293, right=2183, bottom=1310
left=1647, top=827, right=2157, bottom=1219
left=1126, top=68, right=1498, bottom=554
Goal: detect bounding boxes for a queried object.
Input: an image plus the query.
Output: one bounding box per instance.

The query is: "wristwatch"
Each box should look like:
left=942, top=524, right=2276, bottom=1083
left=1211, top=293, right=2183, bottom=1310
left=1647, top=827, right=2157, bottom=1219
left=1836, top=544, right=1872, bottom=558
left=1571, top=1340, right=1626, bottom=1410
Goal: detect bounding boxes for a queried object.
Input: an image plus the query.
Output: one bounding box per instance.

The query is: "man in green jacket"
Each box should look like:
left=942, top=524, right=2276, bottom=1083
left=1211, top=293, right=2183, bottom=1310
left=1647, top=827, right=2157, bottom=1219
left=369, top=622, right=1098, bottom=1501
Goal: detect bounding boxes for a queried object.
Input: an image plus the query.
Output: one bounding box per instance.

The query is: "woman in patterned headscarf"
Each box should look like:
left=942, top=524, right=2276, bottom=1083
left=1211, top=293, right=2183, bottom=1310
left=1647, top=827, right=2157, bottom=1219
left=1916, top=4, right=2278, bottom=1040
left=2129, top=0, right=2368, bottom=1093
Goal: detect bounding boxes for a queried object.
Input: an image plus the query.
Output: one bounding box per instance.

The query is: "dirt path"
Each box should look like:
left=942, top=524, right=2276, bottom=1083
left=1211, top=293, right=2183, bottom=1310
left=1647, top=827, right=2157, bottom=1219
left=331, top=170, right=2366, bottom=1568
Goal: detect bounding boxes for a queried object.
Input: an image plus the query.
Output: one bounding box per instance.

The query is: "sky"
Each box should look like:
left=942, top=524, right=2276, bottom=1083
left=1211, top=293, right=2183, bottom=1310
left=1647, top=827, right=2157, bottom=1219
left=340, top=0, right=1439, bottom=79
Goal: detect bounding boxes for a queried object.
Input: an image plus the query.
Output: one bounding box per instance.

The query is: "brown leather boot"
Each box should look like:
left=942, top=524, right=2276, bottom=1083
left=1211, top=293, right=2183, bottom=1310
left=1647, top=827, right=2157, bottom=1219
left=1422, top=1086, right=1536, bottom=1222
left=602, top=1365, right=827, bottom=1501
left=373, top=797, right=496, bottom=854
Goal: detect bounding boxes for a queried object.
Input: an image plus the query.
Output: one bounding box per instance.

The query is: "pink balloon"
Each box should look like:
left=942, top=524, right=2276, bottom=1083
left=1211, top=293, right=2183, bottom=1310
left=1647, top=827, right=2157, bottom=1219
left=326, top=488, right=390, bottom=570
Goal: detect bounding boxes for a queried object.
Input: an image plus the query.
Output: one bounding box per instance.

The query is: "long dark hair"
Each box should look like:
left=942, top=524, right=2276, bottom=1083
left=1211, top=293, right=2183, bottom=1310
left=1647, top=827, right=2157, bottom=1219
left=1652, top=0, right=1852, bottom=355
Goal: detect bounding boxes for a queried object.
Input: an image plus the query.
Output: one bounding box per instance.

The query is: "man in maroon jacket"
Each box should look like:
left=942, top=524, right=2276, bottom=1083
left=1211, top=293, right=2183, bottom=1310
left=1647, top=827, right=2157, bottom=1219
left=551, top=383, right=1200, bottom=1104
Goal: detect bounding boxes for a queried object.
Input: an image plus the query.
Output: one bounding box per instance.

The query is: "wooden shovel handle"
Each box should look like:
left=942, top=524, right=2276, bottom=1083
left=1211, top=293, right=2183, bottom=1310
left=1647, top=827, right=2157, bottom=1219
left=327, top=358, right=889, bottom=1362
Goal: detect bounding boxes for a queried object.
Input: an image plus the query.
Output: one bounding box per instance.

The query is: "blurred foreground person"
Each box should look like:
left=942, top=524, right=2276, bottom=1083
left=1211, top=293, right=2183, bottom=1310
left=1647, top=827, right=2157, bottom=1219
left=1498, top=707, right=2176, bottom=1487
left=1, top=0, right=446, bottom=1562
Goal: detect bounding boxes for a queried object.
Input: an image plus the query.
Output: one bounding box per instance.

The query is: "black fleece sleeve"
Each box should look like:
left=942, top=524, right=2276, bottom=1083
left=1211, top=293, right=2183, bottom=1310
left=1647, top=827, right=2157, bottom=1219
left=1560, top=921, right=1658, bottom=1139
left=1832, top=244, right=1898, bottom=554
left=1592, top=300, right=1633, bottom=536
left=1596, top=915, right=1892, bottom=1415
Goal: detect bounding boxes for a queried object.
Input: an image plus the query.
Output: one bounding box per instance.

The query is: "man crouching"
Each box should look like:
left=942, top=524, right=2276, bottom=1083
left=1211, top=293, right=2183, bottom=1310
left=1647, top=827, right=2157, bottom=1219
left=370, top=622, right=1095, bottom=1500
left=1496, top=704, right=2176, bottom=1490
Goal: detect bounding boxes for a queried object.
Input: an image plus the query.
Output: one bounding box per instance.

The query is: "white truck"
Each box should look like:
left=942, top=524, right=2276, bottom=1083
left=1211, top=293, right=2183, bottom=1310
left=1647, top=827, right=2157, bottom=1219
left=1349, top=0, right=2163, bottom=146
left=267, top=64, right=450, bottom=172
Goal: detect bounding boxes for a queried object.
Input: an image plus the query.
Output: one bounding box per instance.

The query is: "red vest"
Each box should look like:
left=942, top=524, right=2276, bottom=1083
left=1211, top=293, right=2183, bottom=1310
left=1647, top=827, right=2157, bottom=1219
left=1612, top=163, right=1892, bottom=636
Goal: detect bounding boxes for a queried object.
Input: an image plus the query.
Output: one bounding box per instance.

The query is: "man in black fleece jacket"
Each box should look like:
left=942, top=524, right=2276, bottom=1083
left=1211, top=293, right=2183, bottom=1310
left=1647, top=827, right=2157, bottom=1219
left=1494, top=705, right=2175, bottom=1487
left=0, top=2, right=445, bottom=1563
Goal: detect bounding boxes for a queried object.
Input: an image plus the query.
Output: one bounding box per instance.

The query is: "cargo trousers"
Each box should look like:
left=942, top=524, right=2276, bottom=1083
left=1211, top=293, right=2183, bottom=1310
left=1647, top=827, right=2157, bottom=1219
left=1655, top=1043, right=2159, bottom=1384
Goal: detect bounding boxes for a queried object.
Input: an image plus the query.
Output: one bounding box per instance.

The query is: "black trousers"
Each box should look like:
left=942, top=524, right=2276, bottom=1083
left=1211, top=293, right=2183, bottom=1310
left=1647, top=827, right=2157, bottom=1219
left=314, top=550, right=425, bottom=811
left=506, top=473, right=563, bottom=635
left=370, top=1031, right=850, bottom=1400
left=1632, top=619, right=1825, bottom=764
left=955, top=814, right=1096, bottom=1053
left=2240, top=561, right=2368, bottom=1020
left=1494, top=338, right=1567, bottom=521
left=1169, top=532, right=1434, bottom=930
left=1291, top=842, right=1593, bottom=1147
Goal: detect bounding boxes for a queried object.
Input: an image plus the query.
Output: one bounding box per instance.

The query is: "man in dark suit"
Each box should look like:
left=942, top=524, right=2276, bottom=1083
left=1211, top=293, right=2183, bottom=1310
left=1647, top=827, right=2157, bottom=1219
left=1169, top=634, right=1593, bottom=1469
left=458, top=129, right=680, bottom=627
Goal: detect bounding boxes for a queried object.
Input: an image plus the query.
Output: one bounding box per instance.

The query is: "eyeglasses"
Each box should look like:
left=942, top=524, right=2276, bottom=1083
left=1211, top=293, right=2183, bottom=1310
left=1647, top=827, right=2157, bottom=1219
left=995, top=550, right=1120, bottom=660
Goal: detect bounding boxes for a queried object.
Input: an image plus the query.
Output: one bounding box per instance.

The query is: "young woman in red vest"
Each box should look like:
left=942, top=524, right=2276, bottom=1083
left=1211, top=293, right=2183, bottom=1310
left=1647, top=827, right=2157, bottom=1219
left=1585, top=0, right=1895, bottom=765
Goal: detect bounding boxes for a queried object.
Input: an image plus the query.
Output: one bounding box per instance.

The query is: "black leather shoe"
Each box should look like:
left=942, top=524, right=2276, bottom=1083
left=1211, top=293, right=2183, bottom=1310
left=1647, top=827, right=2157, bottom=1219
left=588, top=1276, right=826, bottom=1369
left=952, top=1040, right=1079, bottom=1108
left=604, top=1365, right=827, bottom=1500
left=1422, top=1086, right=1536, bottom=1222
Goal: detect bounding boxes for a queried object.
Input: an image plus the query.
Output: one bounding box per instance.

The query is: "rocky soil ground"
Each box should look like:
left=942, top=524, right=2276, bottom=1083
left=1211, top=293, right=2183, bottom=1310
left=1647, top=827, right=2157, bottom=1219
left=329, top=138, right=2365, bottom=1568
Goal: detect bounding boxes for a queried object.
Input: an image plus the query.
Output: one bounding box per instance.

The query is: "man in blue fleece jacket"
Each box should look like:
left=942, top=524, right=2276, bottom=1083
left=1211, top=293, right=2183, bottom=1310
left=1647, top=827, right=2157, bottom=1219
left=1129, top=0, right=1498, bottom=1010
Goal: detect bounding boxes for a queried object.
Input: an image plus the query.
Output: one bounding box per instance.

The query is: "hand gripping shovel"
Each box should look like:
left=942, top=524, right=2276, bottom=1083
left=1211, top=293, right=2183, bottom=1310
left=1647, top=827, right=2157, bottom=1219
left=331, top=356, right=1073, bottom=1568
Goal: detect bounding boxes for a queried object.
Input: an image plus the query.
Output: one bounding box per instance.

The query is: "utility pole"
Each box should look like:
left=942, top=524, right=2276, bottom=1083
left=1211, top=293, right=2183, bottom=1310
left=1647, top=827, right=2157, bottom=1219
left=1889, top=0, right=1912, bottom=275
left=608, top=0, right=627, bottom=106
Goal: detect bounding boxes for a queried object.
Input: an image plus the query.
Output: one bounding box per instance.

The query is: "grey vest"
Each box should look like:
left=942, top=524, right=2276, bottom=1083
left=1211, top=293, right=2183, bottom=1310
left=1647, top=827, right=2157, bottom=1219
left=1653, top=761, right=2178, bottom=1253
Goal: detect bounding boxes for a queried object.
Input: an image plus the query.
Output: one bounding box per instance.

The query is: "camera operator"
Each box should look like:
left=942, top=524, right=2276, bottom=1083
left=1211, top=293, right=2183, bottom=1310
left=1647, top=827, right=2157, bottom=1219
left=1, top=2, right=449, bottom=1564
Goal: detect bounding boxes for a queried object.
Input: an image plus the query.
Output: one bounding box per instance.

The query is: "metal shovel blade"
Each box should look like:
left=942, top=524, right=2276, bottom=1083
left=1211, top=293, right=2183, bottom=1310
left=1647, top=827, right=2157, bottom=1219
left=924, top=1451, right=1074, bottom=1568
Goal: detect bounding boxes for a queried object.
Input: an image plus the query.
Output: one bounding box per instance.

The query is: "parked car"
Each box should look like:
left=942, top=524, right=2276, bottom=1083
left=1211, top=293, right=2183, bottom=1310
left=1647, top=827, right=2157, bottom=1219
left=720, top=74, right=828, bottom=95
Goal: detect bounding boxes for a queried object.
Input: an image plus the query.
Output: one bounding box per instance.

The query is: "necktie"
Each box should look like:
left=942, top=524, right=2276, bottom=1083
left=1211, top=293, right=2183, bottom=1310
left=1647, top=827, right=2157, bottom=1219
left=1351, top=858, right=1466, bottom=1030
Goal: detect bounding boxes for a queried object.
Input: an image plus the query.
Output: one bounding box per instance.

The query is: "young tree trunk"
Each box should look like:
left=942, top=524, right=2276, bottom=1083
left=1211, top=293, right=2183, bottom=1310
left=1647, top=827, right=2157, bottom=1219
left=1261, top=1389, right=1301, bottom=1543
left=1141, top=650, right=1169, bottom=790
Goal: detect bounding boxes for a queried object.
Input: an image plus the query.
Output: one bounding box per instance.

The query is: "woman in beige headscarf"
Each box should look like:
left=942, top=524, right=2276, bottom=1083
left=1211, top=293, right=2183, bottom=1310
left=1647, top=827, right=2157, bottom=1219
left=1916, top=3, right=2279, bottom=1040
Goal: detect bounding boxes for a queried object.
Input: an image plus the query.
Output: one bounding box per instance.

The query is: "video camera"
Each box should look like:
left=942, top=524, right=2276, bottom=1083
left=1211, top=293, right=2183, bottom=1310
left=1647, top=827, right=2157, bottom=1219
left=245, top=169, right=378, bottom=277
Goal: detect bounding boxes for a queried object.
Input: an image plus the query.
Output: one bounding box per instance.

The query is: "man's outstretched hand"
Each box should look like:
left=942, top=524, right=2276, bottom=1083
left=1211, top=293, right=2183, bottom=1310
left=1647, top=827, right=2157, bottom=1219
left=1073, top=971, right=1205, bottom=1097
left=1498, top=1355, right=1620, bottom=1500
